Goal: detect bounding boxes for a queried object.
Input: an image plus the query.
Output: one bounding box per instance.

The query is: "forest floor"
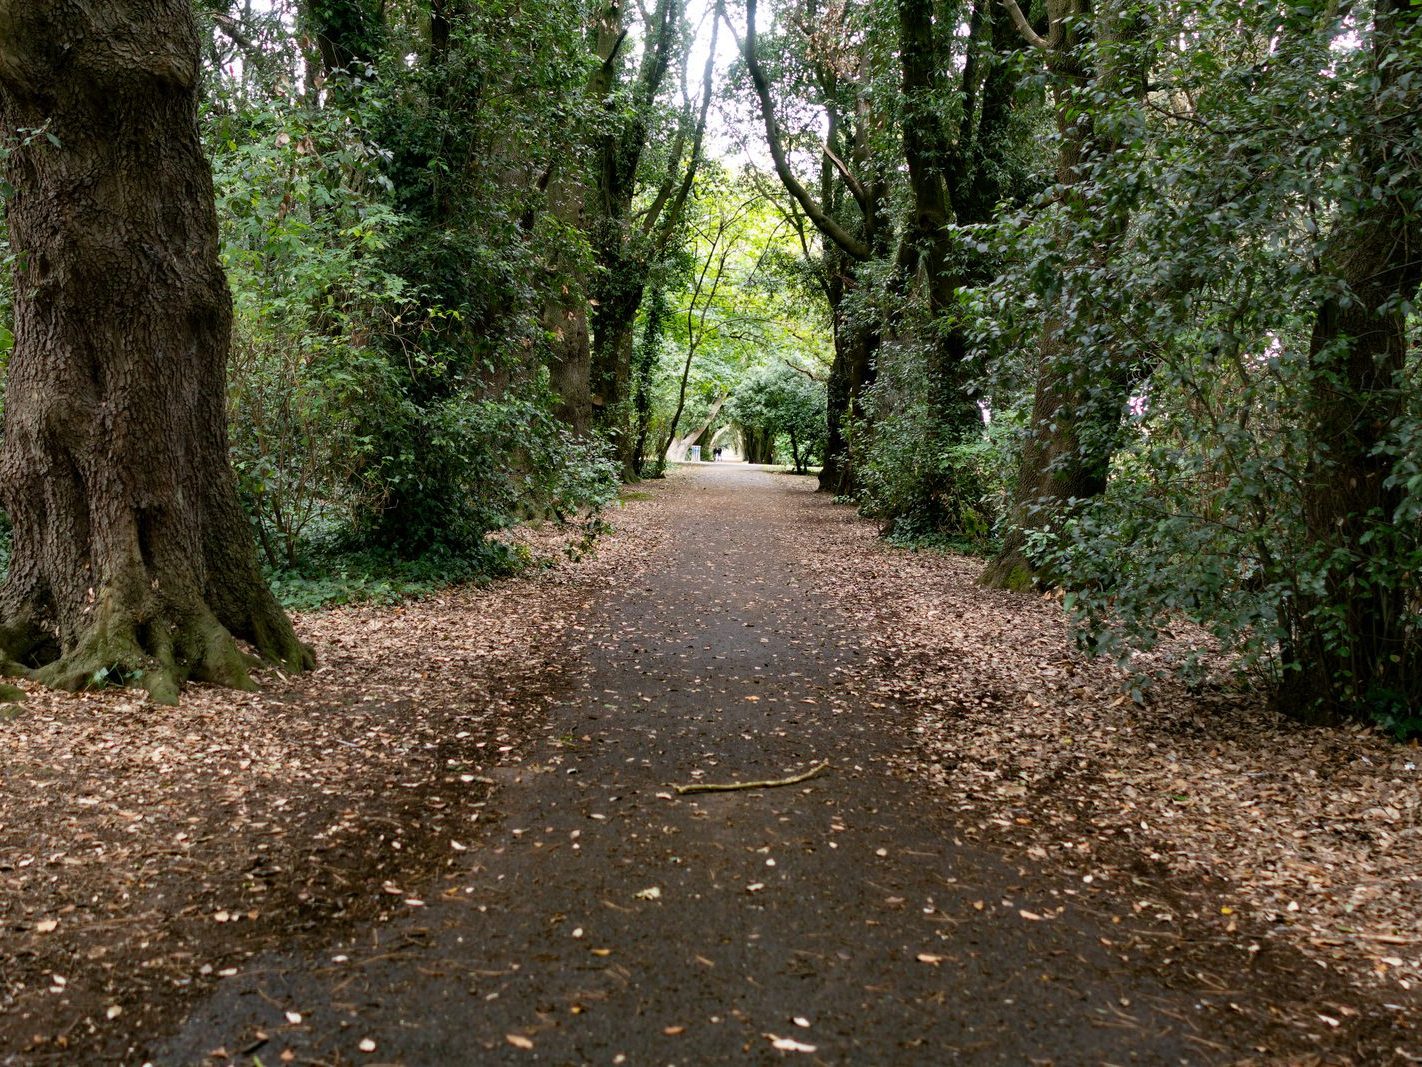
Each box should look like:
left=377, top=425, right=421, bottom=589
left=1, top=464, right=1419, bottom=1065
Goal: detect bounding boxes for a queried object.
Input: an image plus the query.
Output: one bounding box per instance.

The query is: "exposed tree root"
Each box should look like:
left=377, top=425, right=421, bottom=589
left=979, top=545, right=1038, bottom=592
left=21, top=598, right=253, bottom=705
left=672, top=760, right=830, bottom=795
left=0, top=591, right=311, bottom=706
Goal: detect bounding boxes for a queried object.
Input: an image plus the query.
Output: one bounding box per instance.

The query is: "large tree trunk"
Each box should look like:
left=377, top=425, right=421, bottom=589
left=541, top=169, right=594, bottom=437
left=895, top=0, right=980, bottom=436
left=588, top=255, right=644, bottom=472
left=982, top=0, right=1144, bottom=589
left=1282, top=0, right=1422, bottom=722
left=818, top=258, right=880, bottom=496
left=981, top=75, right=1099, bottom=590
left=584, top=0, right=681, bottom=478
left=0, top=0, right=312, bottom=704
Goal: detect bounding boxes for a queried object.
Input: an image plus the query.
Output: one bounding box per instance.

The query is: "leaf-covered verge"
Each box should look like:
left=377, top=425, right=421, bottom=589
left=783, top=483, right=1422, bottom=1042
left=0, top=495, right=667, bottom=1062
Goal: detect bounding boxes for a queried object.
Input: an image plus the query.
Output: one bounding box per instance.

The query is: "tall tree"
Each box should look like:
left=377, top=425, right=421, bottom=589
left=586, top=0, right=687, bottom=474
left=1283, top=0, right=1422, bottom=721
left=981, top=0, right=1147, bottom=589
left=737, top=0, right=885, bottom=494
left=0, top=0, right=312, bottom=703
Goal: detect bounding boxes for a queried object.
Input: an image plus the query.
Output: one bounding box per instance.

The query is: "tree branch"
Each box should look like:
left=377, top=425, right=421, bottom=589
left=212, top=11, right=261, bottom=57
left=731, top=0, right=871, bottom=261
left=821, top=141, right=867, bottom=209
left=999, top=0, right=1074, bottom=51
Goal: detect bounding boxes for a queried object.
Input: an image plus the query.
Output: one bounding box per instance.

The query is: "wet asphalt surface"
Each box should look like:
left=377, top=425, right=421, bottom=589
left=158, top=466, right=1313, bottom=1065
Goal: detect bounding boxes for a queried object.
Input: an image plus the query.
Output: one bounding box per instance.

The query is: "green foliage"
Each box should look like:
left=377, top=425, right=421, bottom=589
left=992, top=0, right=1422, bottom=731
left=857, top=374, right=1015, bottom=553
left=198, top=0, right=616, bottom=580
left=727, top=363, right=826, bottom=473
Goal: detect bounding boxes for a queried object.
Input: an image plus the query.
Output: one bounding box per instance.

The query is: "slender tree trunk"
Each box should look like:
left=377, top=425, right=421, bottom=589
left=0, top=0, right=312, bottom=704
left=660, top=336, right=702, bottom=465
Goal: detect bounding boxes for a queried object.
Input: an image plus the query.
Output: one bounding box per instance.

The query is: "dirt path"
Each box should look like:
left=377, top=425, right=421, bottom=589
left=142, top=465, right=1410, bottom=1065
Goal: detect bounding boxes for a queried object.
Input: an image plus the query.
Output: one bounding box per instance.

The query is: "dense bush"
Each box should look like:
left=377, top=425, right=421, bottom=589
left=856, top=347, right=1015, bottom=551
left=993, top=1, right=1422, bottom=731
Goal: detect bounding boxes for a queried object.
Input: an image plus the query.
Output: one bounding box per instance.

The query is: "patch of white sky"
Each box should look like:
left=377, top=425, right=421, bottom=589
left=684, top=0, right=766, bottom=167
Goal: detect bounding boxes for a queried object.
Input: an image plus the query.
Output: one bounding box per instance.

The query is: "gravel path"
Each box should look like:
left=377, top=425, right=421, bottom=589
left=150, top=465, right=1409, bottom=1064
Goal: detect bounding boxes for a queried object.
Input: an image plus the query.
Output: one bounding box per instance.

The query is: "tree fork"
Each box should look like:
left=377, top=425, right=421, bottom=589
left=0, top=0, right=313, bottom=704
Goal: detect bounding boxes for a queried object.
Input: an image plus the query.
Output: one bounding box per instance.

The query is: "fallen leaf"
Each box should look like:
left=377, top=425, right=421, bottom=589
left=766, top=1034, right=817, bottom=1053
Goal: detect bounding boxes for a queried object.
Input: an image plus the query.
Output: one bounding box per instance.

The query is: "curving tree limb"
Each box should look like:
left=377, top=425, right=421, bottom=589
left=729, top=0, right=871, bottom=261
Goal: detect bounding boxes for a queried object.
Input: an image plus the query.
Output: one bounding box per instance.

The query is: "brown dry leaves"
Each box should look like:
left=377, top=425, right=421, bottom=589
left=0, top=497, right=666, bottom=1061
left=782, top=482, right=1422, bottom=1003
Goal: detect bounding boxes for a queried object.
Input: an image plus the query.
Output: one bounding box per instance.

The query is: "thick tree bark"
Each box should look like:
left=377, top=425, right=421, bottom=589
left=982, top=0, right=1144, bottom=589
left=0, top=0, right=312, bottom=704
left=1282, top=0, right=1422, bottom=723
left=586, top=0, right=681, bottom=476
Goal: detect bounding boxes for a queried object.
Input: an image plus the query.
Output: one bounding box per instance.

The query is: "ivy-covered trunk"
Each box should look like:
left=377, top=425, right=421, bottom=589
left=0, top=0, right=311, bottom=703
left=1280, top=0, right=1421, bottom=724
left=542, top=169, right=594, bottom=438
left=589, top=246, right=646, bottom=474
left=1282, top=0, right=1422, bottom=723
left=821, top=308, right=879, bottom=495
left=982, top=0, right=1144, bottom=589
left=982, top=79, right=1098, bottom=590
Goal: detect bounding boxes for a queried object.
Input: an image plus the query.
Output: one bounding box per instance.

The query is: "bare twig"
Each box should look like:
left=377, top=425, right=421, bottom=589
left=673, top=760, right=830, bottom=795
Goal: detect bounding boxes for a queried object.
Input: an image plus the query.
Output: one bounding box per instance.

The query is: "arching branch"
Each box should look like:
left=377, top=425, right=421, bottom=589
left=730, top=0, right=872, bottom=261
left=999, top=0, right=1078, bottom=51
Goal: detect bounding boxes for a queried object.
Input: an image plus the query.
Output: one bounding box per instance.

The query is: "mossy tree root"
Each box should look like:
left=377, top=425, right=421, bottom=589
left=13, top=597, right=252, bottom=705
left=979, top=545, right=1039, bottom=592
left=0, top=590, right=311, bottom=706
